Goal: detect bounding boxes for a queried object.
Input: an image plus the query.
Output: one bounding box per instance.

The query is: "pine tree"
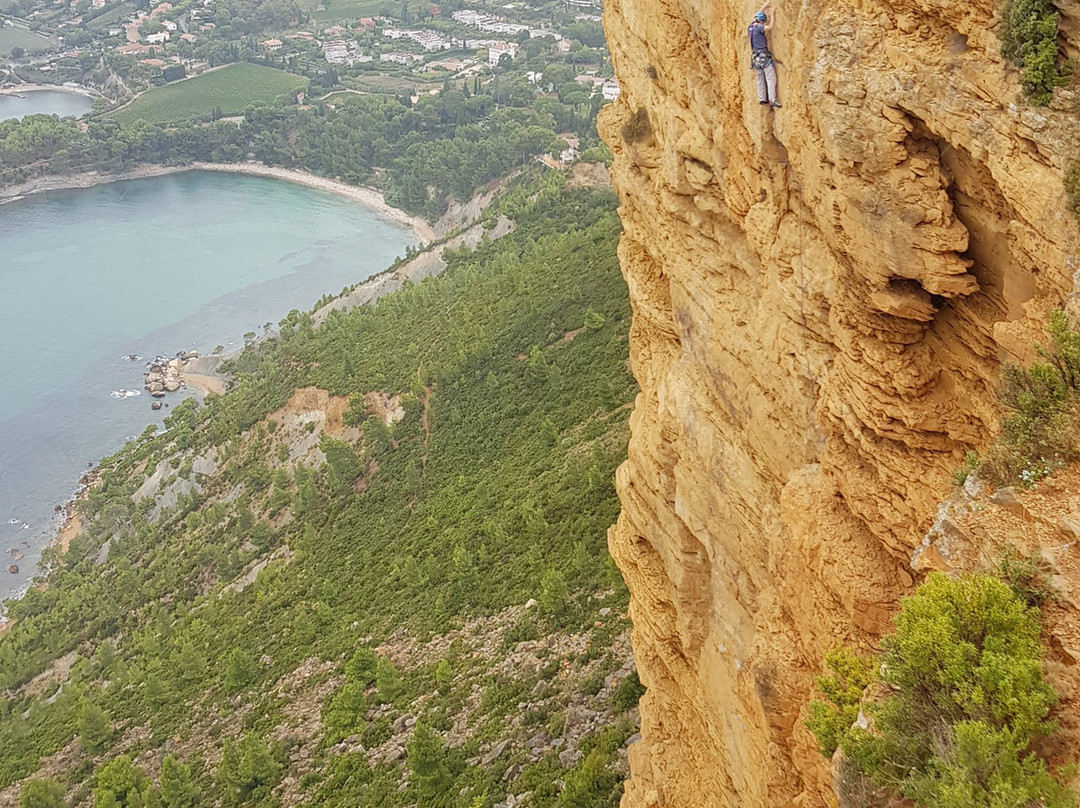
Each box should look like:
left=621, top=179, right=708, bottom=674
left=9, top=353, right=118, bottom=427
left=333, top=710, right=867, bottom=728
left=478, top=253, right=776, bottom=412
left=159, top=756, right=198, bottom=808
left=345, top=647, right=377, bottom=686
left=223, top=648, right=258, bottom=693
left=323, top=682, right=367, bottom=740
left=78, top=703, right=112, bottom=755
left=539, top=568, right=568, bottom=617
left=376, top=656, right=402, bottom=703
left=407, top=722, right=451, bottom=801
left=434, top=659, right=453, bottom=691
left=556, top=750, right=616, bottom=807
left=94, top=756, right=150, bottom=808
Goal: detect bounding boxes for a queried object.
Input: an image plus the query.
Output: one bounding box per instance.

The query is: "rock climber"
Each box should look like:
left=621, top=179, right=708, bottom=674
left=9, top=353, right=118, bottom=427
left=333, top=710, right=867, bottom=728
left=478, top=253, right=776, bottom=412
left=748, top=0, right=781, bottom=108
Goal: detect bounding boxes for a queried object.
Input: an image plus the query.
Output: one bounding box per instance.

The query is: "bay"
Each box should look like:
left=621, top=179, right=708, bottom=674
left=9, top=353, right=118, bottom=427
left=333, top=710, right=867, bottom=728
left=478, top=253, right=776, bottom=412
left=0, top=171, right=414, bottom=599
left=0, top=89, right=94, bottom=122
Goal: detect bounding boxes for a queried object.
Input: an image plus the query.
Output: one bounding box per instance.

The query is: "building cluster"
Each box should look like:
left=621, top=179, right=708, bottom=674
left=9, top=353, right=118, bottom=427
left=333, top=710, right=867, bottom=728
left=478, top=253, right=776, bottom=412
left=111, top=1, right=194, bottom=67
left=382, top=28, right=453, bottom=51
left=323, top=38, right=369, bottom=64
left=450, top=10, right=561, bottom=41
left=78, top=0, right=617, bottom=93
left=379, top=51, right=423, bottom=64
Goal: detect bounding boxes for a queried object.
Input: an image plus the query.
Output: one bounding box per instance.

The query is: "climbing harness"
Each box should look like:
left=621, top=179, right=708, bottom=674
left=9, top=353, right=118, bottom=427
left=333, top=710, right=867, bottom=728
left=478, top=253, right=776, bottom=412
left=750, top=49, right=774, bottom=70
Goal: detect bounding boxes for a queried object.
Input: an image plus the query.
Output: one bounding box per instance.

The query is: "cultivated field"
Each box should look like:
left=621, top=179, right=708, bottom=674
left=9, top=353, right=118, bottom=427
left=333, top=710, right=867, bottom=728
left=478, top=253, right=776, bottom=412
left=301, top=0, right=395, bottom=24
left=110, top=63, right=308, bottom=124
left=0, top=26, right=54, bottom=57
left=84, top=3, right=135, bottom=32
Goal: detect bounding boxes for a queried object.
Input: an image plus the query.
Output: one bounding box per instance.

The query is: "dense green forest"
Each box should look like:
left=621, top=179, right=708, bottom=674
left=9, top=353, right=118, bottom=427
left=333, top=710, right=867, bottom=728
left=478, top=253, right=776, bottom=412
left=0, top=175, right=640, bottom=807
left=0, top=80, right=605, bottom=219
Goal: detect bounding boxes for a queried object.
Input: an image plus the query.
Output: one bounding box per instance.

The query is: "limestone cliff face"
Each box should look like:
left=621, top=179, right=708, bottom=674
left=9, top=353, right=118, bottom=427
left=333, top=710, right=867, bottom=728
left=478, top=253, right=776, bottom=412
left=598, top=0, right=1080, bottom=803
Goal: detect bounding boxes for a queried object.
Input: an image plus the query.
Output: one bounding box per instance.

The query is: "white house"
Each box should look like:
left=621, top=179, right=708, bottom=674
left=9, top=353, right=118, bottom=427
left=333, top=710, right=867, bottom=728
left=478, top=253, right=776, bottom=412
left=487, top=41, right=518, bottom=67
left=146, top=31, right=170, bottom=44
left=601, top=78, right=620, bottom=101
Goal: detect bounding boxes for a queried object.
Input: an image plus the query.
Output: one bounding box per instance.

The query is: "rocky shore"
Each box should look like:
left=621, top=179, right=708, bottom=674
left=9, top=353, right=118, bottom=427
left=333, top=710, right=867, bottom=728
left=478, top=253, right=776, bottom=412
left=144, top=353, right=190, bottom=397
left=142, top=351, right=227, bottom=407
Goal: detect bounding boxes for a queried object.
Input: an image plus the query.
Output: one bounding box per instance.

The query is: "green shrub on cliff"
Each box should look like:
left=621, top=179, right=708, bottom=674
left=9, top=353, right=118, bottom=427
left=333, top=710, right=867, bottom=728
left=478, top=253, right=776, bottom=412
left=804, top=647, right=874, bottom=758
left=978, top=310, right=1080, bottom=486
left=807, top=573, right=1075, bottom=808
left=1000, top=0, right=1070, bottom=105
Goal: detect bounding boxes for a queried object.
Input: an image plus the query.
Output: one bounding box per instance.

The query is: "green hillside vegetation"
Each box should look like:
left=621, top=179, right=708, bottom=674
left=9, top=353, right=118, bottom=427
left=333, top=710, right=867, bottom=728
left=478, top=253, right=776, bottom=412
left=2, top=77, right=597, bottom=220
left=110, top=64, right=309, bottom=124
left=0, top=176, right=640, bottom=807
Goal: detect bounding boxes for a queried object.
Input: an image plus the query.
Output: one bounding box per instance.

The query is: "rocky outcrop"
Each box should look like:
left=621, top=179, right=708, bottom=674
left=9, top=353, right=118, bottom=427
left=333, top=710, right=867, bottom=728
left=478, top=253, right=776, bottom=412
left=144, top=352, right=199, bottom=395
left=599, top=0, right=1080, bottom=804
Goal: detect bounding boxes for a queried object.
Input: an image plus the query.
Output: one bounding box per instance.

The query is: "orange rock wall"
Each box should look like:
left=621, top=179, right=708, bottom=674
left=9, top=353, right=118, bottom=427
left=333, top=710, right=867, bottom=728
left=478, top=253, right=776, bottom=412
left=599, top=0, right=1080, bottom=803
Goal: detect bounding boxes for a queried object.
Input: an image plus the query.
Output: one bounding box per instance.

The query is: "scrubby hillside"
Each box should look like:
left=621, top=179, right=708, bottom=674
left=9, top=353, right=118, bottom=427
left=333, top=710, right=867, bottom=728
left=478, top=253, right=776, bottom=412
left=0, top=175, right=641, bottom=808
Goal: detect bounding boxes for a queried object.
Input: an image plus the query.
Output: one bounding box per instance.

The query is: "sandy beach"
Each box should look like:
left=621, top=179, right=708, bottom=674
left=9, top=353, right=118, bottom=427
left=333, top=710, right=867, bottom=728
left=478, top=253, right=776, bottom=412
left=54, top=512, right=83, bottom=555
left=182, top=372, right=226, bottom=395
left=0, top=84, right=101, bottom=98
left=193, top=163, right=437, bottom=242
left=0, top=162, right=435, bottom=242
left=35, top=469, right=98, bottom=580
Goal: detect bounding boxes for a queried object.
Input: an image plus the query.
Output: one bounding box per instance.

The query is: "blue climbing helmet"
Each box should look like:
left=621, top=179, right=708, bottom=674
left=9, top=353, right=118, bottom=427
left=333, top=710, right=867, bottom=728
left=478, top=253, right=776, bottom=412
left=754, top=11, right=767, bottom=21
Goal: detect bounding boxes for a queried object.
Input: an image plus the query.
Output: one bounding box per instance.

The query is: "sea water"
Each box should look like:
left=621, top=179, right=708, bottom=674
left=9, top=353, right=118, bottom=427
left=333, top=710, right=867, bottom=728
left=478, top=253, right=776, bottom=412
left=0, top=90, right=94, bottom=122
left=0, top=171, right=414, bottom=599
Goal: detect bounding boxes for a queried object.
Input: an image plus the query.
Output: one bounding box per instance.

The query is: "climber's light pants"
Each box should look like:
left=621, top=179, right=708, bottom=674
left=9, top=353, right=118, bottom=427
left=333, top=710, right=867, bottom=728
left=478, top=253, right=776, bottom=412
left=755, top=64, right=778, bottom=104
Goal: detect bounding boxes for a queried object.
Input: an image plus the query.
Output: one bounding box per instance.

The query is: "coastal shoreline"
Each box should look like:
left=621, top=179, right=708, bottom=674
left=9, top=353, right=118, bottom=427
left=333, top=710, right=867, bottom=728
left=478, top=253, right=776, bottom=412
left=2, top=468, right=97, bottom=619
left=0, top=83, right=101, bottom=99
left=0, top=160, right=432, bottom=593
left=193, top=163, right=436, bottom=241
left=0, top=161, right=435, bottom=242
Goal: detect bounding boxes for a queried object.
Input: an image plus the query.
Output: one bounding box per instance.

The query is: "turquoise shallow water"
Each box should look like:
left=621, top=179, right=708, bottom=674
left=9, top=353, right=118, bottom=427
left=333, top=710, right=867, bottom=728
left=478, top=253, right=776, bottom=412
left=0, top=90, right=94, bottom=122
left=0, top=171, right=414, bottom=599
